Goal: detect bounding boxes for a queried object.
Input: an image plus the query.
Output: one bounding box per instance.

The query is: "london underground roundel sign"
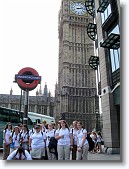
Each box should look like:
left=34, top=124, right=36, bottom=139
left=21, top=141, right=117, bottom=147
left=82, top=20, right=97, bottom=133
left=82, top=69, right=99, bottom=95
left=15, top=67, right=41, bottom=91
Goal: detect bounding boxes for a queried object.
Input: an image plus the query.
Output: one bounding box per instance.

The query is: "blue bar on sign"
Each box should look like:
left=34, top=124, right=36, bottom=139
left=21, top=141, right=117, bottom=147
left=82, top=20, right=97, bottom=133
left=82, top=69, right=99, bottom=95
left=15, top=74, right=41, bottom=80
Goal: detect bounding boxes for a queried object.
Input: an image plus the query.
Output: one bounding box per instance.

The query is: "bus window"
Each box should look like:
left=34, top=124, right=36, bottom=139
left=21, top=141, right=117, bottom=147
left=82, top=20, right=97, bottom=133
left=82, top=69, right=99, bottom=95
left=19, top=112, right=23, bottom=123
left=36, top=119, right=41, bottom=124
left=0, top=108, right=9, bottom=122
left=28, top=117, right=33, bottom=125
left=10, top=110, right=19, bottom=123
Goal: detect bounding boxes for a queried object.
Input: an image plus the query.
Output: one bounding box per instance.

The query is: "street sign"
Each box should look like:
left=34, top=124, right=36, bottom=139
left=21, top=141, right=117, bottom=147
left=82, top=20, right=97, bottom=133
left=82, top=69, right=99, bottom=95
left=15, top=67, right=41, bottom=91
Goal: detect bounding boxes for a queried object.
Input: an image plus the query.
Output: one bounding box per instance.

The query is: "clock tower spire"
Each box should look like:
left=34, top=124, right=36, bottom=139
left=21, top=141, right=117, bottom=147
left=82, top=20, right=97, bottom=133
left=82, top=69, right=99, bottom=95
left=56, top=0, right=99, bottom=131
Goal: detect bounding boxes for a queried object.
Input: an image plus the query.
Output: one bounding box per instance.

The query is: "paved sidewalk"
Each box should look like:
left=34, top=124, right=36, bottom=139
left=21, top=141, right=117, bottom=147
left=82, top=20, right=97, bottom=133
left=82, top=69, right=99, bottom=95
left=0, top=150, right=120, bottom=161
left=88, top=151, right=120, bottom=161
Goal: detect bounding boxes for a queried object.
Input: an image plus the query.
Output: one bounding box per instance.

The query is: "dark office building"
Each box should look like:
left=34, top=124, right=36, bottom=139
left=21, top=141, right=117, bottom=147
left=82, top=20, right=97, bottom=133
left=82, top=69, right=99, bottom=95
left=85, top=0, right=120, bottom=153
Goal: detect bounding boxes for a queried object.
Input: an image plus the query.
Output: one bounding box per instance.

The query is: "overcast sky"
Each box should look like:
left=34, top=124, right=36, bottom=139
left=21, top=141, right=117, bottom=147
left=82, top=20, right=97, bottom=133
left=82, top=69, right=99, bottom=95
left=0, top=0, right=61, bottom=96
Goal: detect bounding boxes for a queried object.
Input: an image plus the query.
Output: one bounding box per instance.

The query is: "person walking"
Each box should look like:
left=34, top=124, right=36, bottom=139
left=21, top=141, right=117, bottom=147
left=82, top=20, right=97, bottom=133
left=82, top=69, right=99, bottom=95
left=76, top=121, right=89, bottom=160
left=3, top=122, right=13, bottom=160
left=90, top=131, right=97, bottom=153
left=96, top=131, right=103, bottom=153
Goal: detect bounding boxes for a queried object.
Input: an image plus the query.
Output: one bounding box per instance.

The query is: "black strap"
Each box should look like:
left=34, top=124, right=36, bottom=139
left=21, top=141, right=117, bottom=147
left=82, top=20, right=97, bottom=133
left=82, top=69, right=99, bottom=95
left=14, top=149, right=26, bottom=158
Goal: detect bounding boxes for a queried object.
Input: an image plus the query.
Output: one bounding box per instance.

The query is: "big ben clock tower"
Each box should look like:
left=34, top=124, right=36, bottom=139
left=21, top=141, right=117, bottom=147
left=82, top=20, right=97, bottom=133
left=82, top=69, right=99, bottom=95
left=56, top=0, right=99, bottom=131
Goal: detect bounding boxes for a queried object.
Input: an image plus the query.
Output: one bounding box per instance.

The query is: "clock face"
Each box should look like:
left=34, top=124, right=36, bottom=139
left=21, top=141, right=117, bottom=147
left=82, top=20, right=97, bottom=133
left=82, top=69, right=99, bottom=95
left=70, top=2, right=86, bottom=15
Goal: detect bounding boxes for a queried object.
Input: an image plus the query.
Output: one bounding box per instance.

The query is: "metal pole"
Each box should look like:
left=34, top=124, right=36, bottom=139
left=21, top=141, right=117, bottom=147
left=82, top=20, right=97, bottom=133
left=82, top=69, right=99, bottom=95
left=19, top=89, right=22, bottom=112
left=19, top=89, right=22, bottom=122
left=23, top=89, right=29, bottom=125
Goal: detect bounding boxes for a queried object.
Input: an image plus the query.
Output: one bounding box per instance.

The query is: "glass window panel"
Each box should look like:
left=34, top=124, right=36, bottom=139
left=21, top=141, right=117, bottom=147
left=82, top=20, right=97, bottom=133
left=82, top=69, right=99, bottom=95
left=107, top=4, right=111, bottom=16
left=114, top=50, right=120, bottom=69
left=118, top=48, right=120, bottom=61
left=110, top=49, right=116, bottom=72
left=104, top=8, right=108, bottom=20
left=101, top=3, right=112, bottom=24
left=101, top=13, right=105, bottom=24
left=110, top=25, right=120, bottom=35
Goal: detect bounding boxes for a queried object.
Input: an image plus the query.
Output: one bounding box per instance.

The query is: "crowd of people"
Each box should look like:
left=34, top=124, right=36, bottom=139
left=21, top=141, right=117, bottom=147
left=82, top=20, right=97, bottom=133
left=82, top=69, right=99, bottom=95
left=3, top=120, right=103, bottom=161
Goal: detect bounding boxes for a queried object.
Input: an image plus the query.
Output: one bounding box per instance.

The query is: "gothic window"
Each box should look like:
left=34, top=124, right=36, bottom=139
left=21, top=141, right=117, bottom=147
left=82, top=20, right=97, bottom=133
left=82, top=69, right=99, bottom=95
left=76, top=88, right=78, bottom=95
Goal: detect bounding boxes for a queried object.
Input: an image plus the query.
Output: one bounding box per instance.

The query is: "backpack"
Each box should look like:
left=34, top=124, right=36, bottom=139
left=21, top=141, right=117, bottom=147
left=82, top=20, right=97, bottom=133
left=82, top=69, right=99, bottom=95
left=48, top=137, right=58, bottom=159
left=87, top=134, right=94, bottom=151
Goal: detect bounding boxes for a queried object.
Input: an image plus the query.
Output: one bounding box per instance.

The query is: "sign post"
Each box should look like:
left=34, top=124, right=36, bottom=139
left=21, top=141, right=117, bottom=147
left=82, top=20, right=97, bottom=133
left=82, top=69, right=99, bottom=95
left=23, top=89, right=29, bottom=125
left=15, top=67, right=41, bottom=125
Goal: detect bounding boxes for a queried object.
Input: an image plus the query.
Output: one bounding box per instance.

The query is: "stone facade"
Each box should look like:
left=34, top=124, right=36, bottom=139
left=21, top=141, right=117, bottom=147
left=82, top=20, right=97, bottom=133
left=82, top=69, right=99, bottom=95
left=54, top=0, right=99, bottom=132
left=0, top=83, right=55, bottom=117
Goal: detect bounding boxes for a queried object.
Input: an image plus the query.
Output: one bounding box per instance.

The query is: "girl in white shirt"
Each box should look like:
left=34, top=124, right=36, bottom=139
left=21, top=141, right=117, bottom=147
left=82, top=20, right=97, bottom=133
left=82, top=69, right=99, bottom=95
left=29, top=125, right=46, bottom=160
left=55, top=120, right=73, bottom=160
left=9, top=126, right=21, bottom=153
left=46, top=123, right=56, bottom=160
left=7, top=146, right=32, bottom=160
left=76, top=121, right=89, bottom=160
left=3, top=122, right=13, bottom=160
left=21, top=124, right=29, bottom=151
left=70, top=120, right=78, bottom=160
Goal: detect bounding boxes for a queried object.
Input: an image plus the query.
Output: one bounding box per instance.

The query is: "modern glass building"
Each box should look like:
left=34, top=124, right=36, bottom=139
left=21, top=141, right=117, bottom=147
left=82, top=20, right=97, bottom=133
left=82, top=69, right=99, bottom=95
left=85, top=0, right=120, bottom=153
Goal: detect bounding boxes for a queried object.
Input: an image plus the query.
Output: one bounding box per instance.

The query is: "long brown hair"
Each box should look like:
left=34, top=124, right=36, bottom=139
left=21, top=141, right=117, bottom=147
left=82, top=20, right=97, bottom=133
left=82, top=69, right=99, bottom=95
left=77, top=121, right=83, bottom=128
left=4, top=122, right=13, bottom=131
left=60, top=120, right=69, bottom=129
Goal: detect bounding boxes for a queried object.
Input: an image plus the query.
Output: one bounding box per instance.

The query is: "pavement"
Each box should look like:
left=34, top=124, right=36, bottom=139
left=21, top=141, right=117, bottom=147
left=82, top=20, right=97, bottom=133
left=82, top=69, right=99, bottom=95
left=87, top=151, right=120, bottom=161
left=0, top=150, right=120, bottom=161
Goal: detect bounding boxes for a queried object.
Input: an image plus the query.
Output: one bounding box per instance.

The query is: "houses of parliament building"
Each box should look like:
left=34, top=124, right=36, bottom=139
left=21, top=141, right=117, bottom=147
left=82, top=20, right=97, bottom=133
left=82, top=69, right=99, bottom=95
left=0, top=83, right=55, bottom=118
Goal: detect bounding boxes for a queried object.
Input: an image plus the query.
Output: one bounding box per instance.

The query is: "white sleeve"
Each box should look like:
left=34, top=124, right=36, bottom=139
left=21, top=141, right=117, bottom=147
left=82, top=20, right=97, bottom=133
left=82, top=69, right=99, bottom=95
left=43, top=132, right=47, bottom=140
left=55, top=129, right=59, bottom=134
left=7, top=150, right=17, bottom=160
left=25, top=150, right=32, bottom=160
left=69, top=129, right=72, bottom=134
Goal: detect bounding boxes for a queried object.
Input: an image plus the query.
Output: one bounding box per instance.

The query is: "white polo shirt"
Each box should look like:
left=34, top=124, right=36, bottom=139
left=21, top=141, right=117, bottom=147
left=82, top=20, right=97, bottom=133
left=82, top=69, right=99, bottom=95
left=46, top=129, right=55, bottom=147
left=30, top=131, right=46, bottom=149
left=21, top=131, right=29, bottom=142
left=56, top=128, right=70, bottom=146
left=3, top=129, right=12, bottom=144
left=10, top=132, right=21, bottom=148
left=76, top=128, right=88, bottom=147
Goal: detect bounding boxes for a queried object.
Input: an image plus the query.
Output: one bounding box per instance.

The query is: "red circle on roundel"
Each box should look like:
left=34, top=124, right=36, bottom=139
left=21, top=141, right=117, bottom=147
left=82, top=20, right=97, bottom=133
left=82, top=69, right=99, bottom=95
left=17, top=67, right=40, bottom=91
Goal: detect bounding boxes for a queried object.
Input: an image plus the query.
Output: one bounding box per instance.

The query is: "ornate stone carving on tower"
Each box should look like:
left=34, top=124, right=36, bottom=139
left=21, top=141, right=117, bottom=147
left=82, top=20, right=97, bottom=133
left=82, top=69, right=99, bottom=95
left=55, top=0, right=99, bottom=131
